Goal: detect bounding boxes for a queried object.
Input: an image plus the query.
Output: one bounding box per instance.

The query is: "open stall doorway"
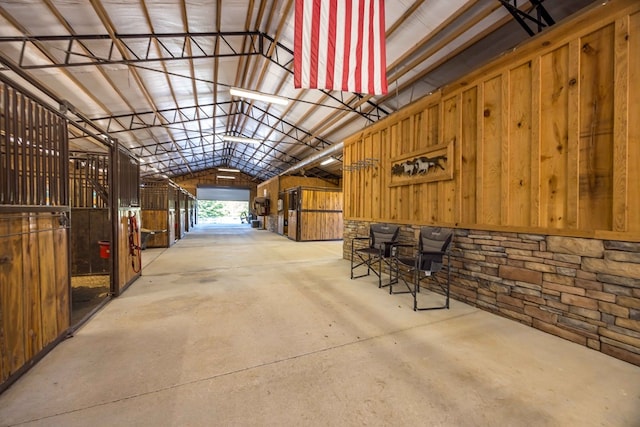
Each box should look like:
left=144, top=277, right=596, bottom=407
left=69, top=152, right=112, bottom=326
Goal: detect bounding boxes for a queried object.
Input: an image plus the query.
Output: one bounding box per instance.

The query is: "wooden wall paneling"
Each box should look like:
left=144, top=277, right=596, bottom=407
left=578, top=24, right=615, bottom=230
left=22, top=215, right=41, bottom=360
left=350, top=142, right=358, bottom=218
left=531, top=56, right=541, bottom=228
left=357, top=139, right=365, bottom=218
left=426, top=105, right=439, bottom=148
left=341, top=0, right=640, bottom=240
left=54, top=219, right=69, bottom=335
left=476, top=84, right=485, bottom=225
left=413, top=183, right=425, bottom=221
left=508, top=61, right=534, bottom=226
left=280, top=176, right=338, bottom=190
left=37, top=215, right=57, bottom=347
left=461, top=87, right=478, bottom=224
left=0, top=216, right=25, bottom=381
left=363, top=134, right=373, bottom=219
left=539, top=45, right=570, bottom=229
left=300, top=212, right=310, bottom=241
left=613, top=15, right=629, bottom=232
left=343, top=144, right=351, bottom=217
left=301, top=189, right=311, bottom=210
left=379, top=128, right=388, bottom=221
left=400, top=185, right=411, bottom=221
left=142, top=210, right=170, bottom=247
left=441, top=95, right=459, bottom=224
left=348, top=142, right=357, bottom=218
left=413, top=111, right=423, bottom=151
left=401, top=116, right=412, bottom=153
left=388, top=123, right=399, bottom=220
left=288, top=210, right=297, bottom=240
left=298, top=211, right=342, bottom=241
left=501, top=73, right=510, bottom=225
left=567, top=39, right=581, bottom=229
left=628, top=11, right=640, bottom=231
left=481, top=75, right=503, bottom=225
left=371, top=131, right=381, bottom=219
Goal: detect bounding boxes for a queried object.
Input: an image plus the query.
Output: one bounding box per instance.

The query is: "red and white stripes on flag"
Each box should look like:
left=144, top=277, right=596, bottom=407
left=294, top=0, right=388, bottom=95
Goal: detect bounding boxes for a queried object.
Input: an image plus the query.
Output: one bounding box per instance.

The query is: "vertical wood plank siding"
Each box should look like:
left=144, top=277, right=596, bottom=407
left=343, top=0, right=640, bottom=242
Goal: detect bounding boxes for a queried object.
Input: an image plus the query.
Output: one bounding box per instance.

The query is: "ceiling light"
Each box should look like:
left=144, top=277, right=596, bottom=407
left=321, top=157, right=336, bottom=166
left=218, top=168, right=240, bottom=173
left=217, top=175, right=236, bottom=179
left=223, top=135, right=262, bottom=144
left=229, top=87, right=289, bottom=106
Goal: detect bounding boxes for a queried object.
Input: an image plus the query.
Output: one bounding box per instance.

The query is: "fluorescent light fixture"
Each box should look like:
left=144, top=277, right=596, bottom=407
left=218, top=168, right=240, bottom=173
left=230, top=87, right=289, bottom=106
left=217, top=175, right=236, bottom=179
left=223, top=135, right=262, bottom=144
left=320, top=157, right=336, bottom=166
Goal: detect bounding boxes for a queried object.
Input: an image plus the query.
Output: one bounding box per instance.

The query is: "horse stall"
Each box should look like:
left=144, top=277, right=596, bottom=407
left=0, top=78, right=71, bottom=392
left=177, top=188, right=187, bottom=239
left=69, top=151, right=111, bottom=325
left=113, top=148, right=142, bottom=295
left=286, top=186, right=343, bottom=241
left=140, top=179, right=175, bottom=248
left=184, top=190, right=196, bottom=232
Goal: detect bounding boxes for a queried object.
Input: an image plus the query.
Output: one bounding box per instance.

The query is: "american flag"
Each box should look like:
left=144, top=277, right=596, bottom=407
left=294, top=0, right=388, bottom=95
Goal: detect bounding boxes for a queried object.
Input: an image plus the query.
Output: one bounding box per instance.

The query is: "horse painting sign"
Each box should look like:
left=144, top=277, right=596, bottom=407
left=389, top=139, right=454, bottom=187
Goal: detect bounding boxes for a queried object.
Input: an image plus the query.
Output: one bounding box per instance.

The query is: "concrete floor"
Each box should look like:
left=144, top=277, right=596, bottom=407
left=1, top=223, right=639, bottom=427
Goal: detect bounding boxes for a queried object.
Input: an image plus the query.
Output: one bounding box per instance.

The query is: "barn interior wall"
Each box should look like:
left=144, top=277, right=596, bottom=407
left=343, top=0, right=640, bottom=366
left=257, top=175, right=341, bottom=235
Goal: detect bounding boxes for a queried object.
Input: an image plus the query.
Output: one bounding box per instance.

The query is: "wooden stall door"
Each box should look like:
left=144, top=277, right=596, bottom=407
left=0, top=213, right=70, bottom=385
left=287, top=210, right=298, bottom=240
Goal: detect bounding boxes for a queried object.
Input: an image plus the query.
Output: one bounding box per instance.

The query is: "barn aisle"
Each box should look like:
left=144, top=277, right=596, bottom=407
left=1, top=224, right=639, bottom=426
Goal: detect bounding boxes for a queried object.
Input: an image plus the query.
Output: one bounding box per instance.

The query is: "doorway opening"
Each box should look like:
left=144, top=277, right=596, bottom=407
left=196, top=186, right=251, bottom=225
left=69, top=152, right=112, bottom=326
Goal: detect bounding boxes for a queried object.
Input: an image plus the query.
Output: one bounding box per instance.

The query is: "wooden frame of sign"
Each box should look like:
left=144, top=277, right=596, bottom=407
left=389, top=139, right=454, bottom=187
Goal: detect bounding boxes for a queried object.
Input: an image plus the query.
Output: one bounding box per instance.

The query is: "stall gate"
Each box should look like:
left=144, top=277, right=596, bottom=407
left=0, top=80, right=71, bottom=390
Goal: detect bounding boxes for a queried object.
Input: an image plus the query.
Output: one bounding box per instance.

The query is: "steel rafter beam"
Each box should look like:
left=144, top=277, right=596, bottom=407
left=157, top=155, right=283, bottom=179
left=0, top=31, right=264, bottom=68
left=81, top=99, right=325, bottom=172
left=232, top=101, right=339, bottom=177
left=229, top=101, right=331, bottom=154
left=85, top=106, right=237, bottom=134
left=135, top=131, right=301, bottom=170
left=499, top=0, right=555, bottom=37
left=0, top=31, right=389, bottom=122
left=82, top=99, right=325, bottom=151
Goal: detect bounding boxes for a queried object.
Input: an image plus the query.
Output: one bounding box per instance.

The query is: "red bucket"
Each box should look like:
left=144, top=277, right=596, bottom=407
left=98, top=241, right=111, bottom=259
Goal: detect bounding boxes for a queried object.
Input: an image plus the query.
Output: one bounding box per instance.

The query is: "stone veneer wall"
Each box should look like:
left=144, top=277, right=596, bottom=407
left=344, top=220, right=640, bottom=367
